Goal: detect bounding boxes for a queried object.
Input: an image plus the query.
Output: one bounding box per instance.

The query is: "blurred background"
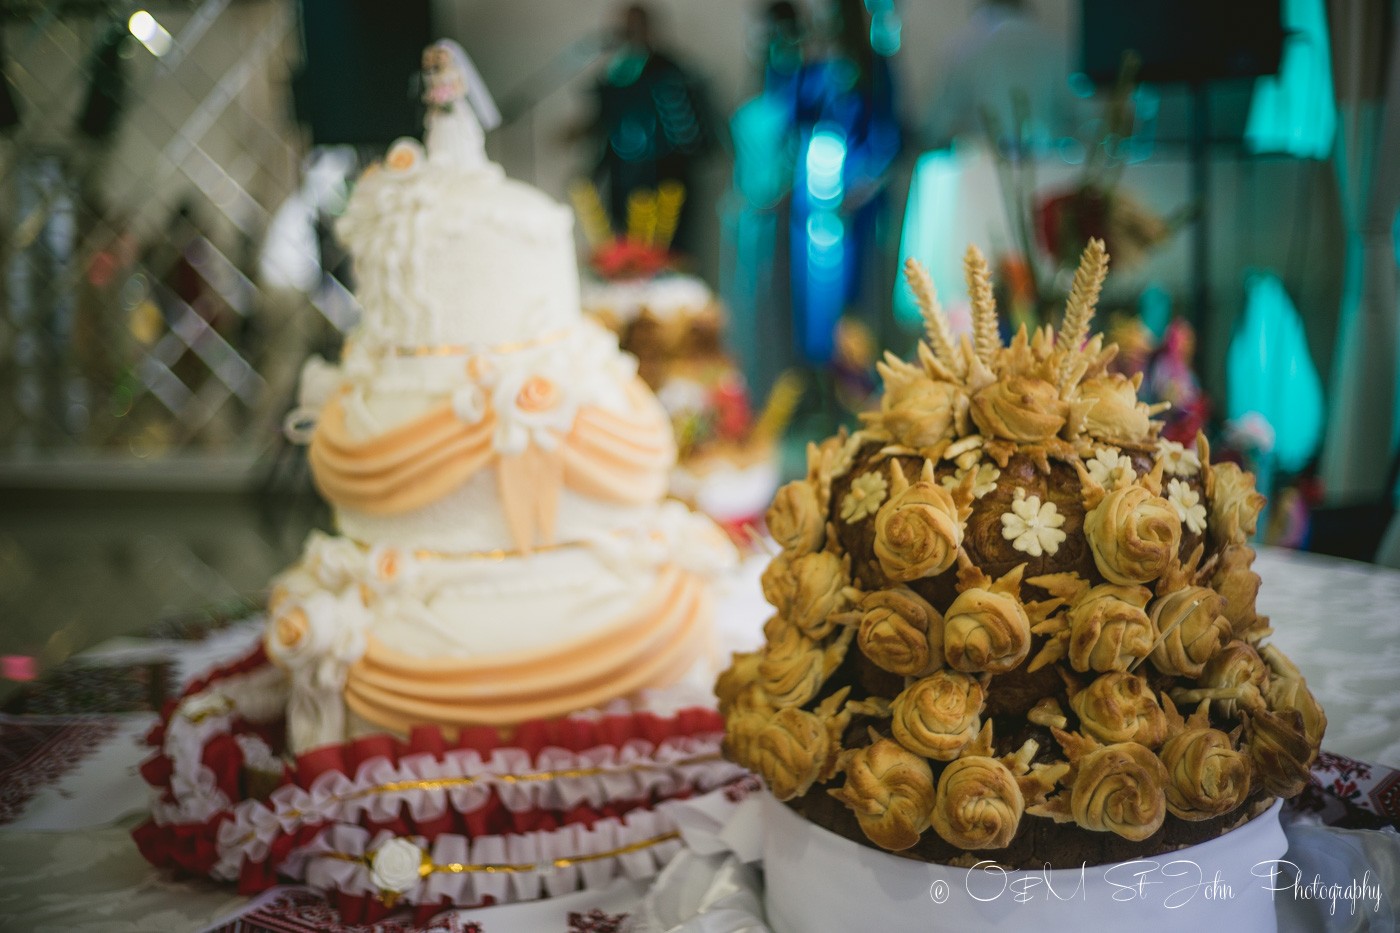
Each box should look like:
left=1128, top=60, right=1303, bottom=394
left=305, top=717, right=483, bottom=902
left=1, top=0, right=1397, bottom=691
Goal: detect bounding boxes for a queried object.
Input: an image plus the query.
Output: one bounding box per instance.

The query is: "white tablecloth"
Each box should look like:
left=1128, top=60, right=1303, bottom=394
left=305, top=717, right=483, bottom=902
left=0, top=547, right=1396, bottom=931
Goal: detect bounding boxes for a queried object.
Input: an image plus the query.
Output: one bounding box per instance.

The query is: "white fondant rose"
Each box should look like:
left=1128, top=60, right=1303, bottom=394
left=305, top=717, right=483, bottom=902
left=491, top=369, right=580, bottom=454
left=296, top=355, right=343, bottom=412
left=265, top=589, right=370, bottom=684
left=303, top=531, right=365, bottom=591
left=450, top=381, right=488, bottom=424
left=370, top=838, right=427, bottom=893
left=364, top=545, right=419, bottom=597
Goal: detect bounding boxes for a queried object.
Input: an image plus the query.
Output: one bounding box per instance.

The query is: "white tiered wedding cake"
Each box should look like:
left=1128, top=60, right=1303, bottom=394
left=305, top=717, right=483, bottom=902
left=268, top=40, right=735, bottom=752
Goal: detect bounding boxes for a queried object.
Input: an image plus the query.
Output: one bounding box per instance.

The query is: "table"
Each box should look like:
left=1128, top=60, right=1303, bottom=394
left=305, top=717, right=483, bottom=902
left=0, top=547, right=1396, bottom=931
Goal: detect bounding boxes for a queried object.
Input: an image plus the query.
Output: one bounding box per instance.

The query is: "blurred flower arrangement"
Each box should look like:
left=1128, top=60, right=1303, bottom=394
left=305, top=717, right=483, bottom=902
left=571, top=180, right=686, bottom=279
left=983, top=56, right=1205, bottom=444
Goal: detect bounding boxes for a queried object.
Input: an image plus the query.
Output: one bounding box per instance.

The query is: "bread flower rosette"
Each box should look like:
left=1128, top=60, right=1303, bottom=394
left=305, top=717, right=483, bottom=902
left=1212, top=545, right=1265, bottom=636
left=943, top=587, right=1031, bottom=674
left=970, top=374, right=1067, bottom=443
left=1084, top=485, right=1181, bottom=585
left=788, top=550, right=852, bottom=639
left=829, top=738, right=935, bottom=851
left=1173, top=640, right=1270, bottom=718
left=1207, top=461, right=1267, bottom=545
left=767, top=479, right=825, bottom=556
left=1148, top=586, right=1231, bottom=678
left=1070, top=741, right=1168, bottom=840
left=1068, top=583, right=1156, bottom=672
left=877, top=372, right=961, bottom=449
left=857, top=586, right=944, bottom=676
left=1078, top=373, right=1151, bottom=443
left=872, top=460, right=970, bottom=582
left=1243, top=706, right=1314, bottom=797
left=890, top=671, right=985, bottom=760
left=1158, top=701, right=1252, bottom=821
left=1070, top=672, right=1168, bottom=748
left=759, top=624, right=854, bottom=709
left=929, top=755, right=1025, bottom=849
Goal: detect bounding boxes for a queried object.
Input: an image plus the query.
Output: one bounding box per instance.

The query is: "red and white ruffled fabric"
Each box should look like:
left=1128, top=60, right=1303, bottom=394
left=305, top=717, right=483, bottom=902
left=133, top=644, right=744, bottom=923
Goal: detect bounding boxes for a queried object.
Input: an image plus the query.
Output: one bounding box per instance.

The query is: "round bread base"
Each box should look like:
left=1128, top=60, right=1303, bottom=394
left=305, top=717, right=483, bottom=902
left=762, top=793, right=1287, bottom=933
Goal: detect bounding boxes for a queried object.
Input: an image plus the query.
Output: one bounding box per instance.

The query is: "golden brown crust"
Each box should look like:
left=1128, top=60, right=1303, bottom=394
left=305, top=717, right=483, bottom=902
left=1071, top=672, right=1168, bottom=748
left=1084, top=485, right=1182, bottom=585
left=829, top=738, right=936, bottom=851
left=930, top=756, right=1024, bottom=849
left=890, top=671, right=985, bottom=760
left=856, top=586, right=944, bottom=676
left=1160, top=727, right=1252, bottom=821
left=872, top=460, right=965, bottom=582
left=767, top=479, right=826, bottom=556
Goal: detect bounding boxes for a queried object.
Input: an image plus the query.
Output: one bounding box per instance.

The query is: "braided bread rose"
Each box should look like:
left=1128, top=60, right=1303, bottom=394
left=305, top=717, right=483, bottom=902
left=1267, top=677, right=1327, bottom=755
left=767, top=479, right=825, bottom=556
left=857, top=587, right=944, bottom=676
left=1186, top=640, right=1270, bottom=718
left=1208, top=461, right=1267, bottom=545
left=758, top=625, right=827, bottom=708
left=880, top=378, right=960, bottom=449
left=1069, top=741, right=1168, bottom=841
left=761, top=553, right=795, bottom=615
left=1212, top=545, right=1265, bottom=637
left=890, top=671, right=984, bottom=760
left=930, top=755, right=1025, bottom=849
left=1079, top=374, right=1151, bottom=443
left=715, top=650, right=762, bottom=716
left=829, top=738, right=935, bottom=851
left=1148, top=586, right=1230, bottom=678
left=1244, top=707, right=1313, bottom=797
left=1071, top=672, right=1168, bottom=748
left=1066, top=584, right=1155, bottom=672
left=1085, top=485, right=1181, bottom=585
left=788, top=550, right=849, bottom=638
left=969, top=375, right=1067, bottom=443
left=873, top=465, right=963, bottom=581
left=752, top=707, right=831, bottom=800
left=944, top=587, right=1031, bottom=673
left=1159, top=727, right=1252, bottom=821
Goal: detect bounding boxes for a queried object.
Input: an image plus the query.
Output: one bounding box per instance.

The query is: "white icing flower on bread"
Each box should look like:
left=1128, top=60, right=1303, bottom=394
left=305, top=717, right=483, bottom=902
left=1156, top=439, right=1201, bottom=477
left=1166, top=478, right=1207, bottom=535
left=1001, top=488, right=1066, bottom=557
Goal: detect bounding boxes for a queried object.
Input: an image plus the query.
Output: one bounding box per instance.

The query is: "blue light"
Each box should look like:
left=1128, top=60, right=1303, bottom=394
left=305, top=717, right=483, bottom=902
left=805, top=124, right=847, bottom=207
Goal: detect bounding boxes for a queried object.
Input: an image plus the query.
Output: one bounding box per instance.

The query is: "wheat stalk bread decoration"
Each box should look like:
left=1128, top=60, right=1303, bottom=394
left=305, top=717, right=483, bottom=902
left=1058, top=237, right=1110, bottom=388
left=964, top=245, right=999, bottom=365
left=902, top=257, right=962, bottom=377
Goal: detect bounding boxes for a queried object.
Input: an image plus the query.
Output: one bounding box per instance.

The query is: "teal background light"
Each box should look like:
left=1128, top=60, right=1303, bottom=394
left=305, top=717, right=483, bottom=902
left=1245, top=0, right=1337, bottom=159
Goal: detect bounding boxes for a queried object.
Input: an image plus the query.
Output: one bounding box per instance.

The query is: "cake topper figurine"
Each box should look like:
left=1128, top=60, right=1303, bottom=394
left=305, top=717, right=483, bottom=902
left=421, top=39, right=501, bottom=167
